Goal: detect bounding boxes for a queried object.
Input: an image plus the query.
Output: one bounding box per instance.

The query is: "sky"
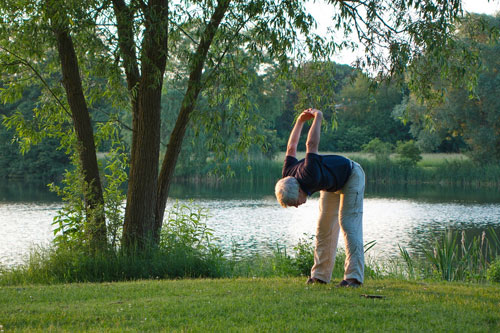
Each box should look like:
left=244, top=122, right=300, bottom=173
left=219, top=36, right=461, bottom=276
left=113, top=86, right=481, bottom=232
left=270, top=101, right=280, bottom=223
left=306, top=0, right=500, bottom=65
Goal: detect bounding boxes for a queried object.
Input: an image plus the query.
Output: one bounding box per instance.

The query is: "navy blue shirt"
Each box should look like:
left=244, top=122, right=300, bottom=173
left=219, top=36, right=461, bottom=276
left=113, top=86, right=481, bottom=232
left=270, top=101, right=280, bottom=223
left=282, top=153, right=352, bottom=195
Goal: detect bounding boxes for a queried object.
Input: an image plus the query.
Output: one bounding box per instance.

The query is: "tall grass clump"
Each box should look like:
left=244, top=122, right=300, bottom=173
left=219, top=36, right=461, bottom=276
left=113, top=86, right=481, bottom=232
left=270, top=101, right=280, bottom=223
left=229, top=236, right=378, bottom=281
left=397, top=228, right=500, bottom=282
left=431, top=160, right=500, bottom=187
left=353, top=157, right=427, bottom=185
left=227, top=157, right=282, bottom=182
left=174, top=155, right=283, bottom=184
left=228, top=236, right=347, bottom=279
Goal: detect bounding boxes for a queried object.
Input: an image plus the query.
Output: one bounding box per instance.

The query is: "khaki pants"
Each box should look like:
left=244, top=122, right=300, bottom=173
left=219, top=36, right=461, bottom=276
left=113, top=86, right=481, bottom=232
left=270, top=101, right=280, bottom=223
left=311, top=162, right=365, bottom=283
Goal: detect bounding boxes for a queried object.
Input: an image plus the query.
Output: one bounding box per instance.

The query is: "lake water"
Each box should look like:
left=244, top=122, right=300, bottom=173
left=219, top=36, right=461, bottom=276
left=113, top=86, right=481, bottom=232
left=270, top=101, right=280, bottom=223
left=1, top=179, right=500, bottom=267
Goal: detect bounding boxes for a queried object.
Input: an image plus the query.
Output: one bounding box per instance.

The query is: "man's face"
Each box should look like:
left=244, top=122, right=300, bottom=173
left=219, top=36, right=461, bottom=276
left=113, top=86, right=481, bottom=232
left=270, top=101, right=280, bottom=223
left=291, top=188, right=307, bottom=208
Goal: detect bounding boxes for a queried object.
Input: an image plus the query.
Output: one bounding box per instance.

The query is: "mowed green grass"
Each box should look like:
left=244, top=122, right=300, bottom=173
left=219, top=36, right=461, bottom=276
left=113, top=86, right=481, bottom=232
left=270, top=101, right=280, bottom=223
left=1, top=278, right=499, bottom=332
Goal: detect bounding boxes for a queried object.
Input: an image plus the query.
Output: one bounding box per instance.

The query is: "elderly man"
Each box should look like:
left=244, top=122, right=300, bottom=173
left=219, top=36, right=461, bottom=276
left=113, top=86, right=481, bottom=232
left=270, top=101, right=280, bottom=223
left=275, top=108, right=365, bottom=287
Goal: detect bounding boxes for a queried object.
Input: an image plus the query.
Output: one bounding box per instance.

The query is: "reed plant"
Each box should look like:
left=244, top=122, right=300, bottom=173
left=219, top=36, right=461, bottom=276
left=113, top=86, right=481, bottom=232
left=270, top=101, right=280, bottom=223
left=356, top=158, right=496, bottom=186
left=397, top=228, right=500, bottom=282
left=227, top=157, right=282, bottom=182
left=398, top=245, right=416, bottom=279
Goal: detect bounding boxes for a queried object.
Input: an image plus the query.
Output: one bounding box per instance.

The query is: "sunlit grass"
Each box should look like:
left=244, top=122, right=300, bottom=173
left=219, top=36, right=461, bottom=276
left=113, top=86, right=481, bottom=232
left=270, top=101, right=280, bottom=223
left=1, top=277, right=499, bottom=331
left=418, top=153, right=469, bottom=167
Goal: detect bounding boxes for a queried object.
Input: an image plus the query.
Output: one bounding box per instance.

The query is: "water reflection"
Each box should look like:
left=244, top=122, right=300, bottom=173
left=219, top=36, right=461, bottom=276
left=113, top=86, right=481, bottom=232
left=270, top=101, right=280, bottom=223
left=0, top=179, right=59, bottom=202
left=0, top=202, right=59, bottom=267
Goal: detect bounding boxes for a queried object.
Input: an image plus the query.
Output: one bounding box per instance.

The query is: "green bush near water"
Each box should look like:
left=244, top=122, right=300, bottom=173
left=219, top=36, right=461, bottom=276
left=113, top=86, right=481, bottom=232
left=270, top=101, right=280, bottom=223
left=395, top=140, right=422, bottom=167
left=488, top=258, right=500, bottom=283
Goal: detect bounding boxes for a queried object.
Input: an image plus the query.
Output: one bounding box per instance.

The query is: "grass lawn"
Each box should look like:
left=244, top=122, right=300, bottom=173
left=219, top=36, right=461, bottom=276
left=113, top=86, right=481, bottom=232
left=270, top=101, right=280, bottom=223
left=1, top=277, right=499, bottom=332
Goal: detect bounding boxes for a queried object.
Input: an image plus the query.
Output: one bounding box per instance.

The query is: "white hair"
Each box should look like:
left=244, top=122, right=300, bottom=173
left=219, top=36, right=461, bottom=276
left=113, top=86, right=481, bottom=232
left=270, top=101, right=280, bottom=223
left=275, top=176, right=300, bottom=207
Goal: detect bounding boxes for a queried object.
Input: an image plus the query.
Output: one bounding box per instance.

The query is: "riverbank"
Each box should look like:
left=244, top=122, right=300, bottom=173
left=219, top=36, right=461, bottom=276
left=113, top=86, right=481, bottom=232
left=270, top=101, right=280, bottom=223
left=1, top=277, right=499, bottom=331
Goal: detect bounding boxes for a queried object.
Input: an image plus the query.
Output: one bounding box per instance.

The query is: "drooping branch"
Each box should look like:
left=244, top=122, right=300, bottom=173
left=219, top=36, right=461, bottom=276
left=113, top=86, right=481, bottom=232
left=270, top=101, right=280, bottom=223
left=168, top=17, right=198, bottom=46
left=0, top=46, right=72, bottom=118
left=202, top=12, right=253, bottom=86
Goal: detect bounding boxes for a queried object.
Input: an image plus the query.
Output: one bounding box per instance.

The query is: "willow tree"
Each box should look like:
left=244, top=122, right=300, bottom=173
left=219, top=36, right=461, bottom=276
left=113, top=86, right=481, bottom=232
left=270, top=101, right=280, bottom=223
left=394, top=13, right=500, bottom=162
left=0, top=0, right=478, bottom=251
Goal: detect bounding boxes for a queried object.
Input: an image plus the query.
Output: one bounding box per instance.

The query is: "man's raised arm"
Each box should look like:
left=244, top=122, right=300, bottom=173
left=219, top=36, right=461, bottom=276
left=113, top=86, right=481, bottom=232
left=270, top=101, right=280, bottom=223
left=305, top=109, right=323, bottom=154
left=286, top=109, right=314, bottom=157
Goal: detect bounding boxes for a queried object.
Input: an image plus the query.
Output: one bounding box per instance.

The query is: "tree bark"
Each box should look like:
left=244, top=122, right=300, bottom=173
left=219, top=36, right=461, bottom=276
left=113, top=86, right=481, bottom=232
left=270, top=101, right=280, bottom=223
left=54, top=28, right=107, bottom=251
left=118, top=0, right=169, bottom=249
left=154, top=0, right=231, bottom=242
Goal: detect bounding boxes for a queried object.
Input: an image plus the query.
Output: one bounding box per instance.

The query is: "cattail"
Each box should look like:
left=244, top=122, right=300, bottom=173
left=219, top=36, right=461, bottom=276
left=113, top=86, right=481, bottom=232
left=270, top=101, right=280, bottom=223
left=461, top=230, right=466, bottom=252
left=481, top=231, right=486, bottom=250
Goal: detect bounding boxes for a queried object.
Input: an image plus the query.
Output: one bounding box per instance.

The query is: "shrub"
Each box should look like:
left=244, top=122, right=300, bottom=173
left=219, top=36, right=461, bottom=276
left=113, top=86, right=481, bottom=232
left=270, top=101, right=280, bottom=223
left=292, top=235, right=315, bottom=276
left=362, top=138, right=393, bottom=161
left=487, top=258, right=500, bottom=283
left=331, top=126, right=372, bottom=151
left=395, top=140, right=422, bottom=167
left=160, top=200, right=219, bottom=254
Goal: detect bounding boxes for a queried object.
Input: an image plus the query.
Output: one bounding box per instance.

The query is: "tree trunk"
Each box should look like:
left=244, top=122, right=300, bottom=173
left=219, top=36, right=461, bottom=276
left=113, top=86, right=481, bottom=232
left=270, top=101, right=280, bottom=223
left=120, top=0, right=169, bottom=250
left=121, top=82, right=163, bottom=249
left=154, top=0, right=231, bottom=242
left=114, top=0, right=230, bottom=248
left=55, top=28, right=107, bottom=251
